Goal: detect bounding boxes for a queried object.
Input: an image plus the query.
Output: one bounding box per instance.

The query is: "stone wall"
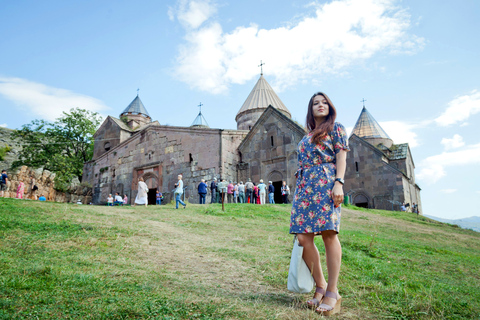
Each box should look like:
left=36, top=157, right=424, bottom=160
left=84, top=124, right=247, bottom=205
left=238, top=107, right=305, bottom=202
left=1, top=165, right=92, bottom=204
left=345, top=135, right=408, bottom=210
left=92, top=116, right=129, bottom=160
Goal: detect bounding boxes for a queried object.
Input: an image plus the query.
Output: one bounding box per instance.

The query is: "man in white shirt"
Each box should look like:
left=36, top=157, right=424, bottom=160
left=114, top=192, right=124, bottom=206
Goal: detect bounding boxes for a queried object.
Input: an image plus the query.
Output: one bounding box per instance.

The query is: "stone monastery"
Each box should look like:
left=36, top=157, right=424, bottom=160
left=83, top=74, right=421, bottom=212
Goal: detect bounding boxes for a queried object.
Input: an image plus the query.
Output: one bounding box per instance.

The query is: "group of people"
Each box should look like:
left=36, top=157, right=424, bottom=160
left=107, top=192, right=128, bottom=206
left=1, top=170, right=45, bottom=201
left=131, top=174, right=184, bottom=209
left=203, top=178, right=291, bottom=205
left=400, top=202, right=419, bottom=214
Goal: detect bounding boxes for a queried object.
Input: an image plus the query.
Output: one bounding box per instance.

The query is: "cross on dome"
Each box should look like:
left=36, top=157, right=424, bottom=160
left=258, top=60, right=265, bottom=75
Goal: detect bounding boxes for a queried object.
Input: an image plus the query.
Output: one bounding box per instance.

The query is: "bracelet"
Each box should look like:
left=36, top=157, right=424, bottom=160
left=335, top=178, right=345, bottom=185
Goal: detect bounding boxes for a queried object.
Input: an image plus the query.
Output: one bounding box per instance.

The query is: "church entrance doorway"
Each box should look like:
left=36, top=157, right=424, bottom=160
left=353, top=194, right=369, bottom=208
left=148, top=189, right=157, bottom=205
left=273, top=181, right=282, bottom=204
left=144, top=175, right=159, bottom=205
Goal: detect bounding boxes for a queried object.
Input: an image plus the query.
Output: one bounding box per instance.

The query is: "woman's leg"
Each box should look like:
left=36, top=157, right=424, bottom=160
left=318, top=230, right=342, bottom=310
left=297, top=233, right=327, bottom=300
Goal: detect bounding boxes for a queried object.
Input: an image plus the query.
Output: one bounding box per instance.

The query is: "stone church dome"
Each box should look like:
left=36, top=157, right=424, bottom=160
left=351, top=106, right=393, bottom=148
left=235, top=75, right=291, bottom=130
left=119, top=95, right=152, bottom=129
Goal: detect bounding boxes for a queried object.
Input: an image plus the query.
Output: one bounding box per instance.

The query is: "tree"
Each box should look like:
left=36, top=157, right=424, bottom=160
left=12, top=108, right=102, bottom=191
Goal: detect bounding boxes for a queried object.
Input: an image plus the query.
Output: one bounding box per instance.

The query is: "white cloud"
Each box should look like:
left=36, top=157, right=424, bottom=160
left=0, top=123, right=7, bottom=128
left=441, top=134, right=465, bottom=150
left=416, top=143, right=480, bottom=184
left=0, top=77, right=110, bottom=122
left=168, top=0, right=217, bottom=29
left=440, top=189, right=457, bottom=194
left=171, top=0, right=424, bottom=94
left=435, top=90, right=480, bottom=126
left=378, top=120, right=419, bottom=148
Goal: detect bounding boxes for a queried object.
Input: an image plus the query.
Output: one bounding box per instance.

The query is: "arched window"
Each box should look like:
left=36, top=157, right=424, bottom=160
left=271, top=136, right=274, bottom=147
left=104, top=142, right=111, bottom=151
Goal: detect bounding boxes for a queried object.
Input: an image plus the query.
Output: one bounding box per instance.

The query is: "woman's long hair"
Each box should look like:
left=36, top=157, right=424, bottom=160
left=305, top=92, right=337, bottom=144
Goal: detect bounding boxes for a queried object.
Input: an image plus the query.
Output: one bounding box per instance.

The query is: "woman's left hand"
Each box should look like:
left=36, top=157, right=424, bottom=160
left=332, top=183, right=344, bottom=207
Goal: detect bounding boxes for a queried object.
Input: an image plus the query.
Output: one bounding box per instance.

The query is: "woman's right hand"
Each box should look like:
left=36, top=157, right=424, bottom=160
left=332, top=183, right=344, bottom=207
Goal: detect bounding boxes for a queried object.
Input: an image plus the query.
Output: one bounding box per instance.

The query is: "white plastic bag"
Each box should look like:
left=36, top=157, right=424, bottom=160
left=287, top=235, right=314, bottom=293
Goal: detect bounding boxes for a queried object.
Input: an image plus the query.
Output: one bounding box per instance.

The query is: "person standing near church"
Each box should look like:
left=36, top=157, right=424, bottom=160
left=174, top=174, right=186, bottom=209
left=16, top=180, right=25, bottom=199
left=30, top=176, right=38, bottom=200
left=257, top=179, right=266, bottom=204
left=289, top=92, right=349, bottom=316
left=0, top=170, right=8, bottom=197
left=245, top=178, right=253, bottom=203
left=198, top=179, right=207, bottom=204
left=281, top=181, right=290, bottom=204
left=217, top=179, right=228, bottom=203
left=156, top=190, right=163, bottom=205
left=268, top=181, right=275, bottom=204
left=227, top=181, right=234, bottom=203
left=252, top=183, right=258, bottom=204
left=238, top=181, right=245, bottom=203
left=134, top=177, right=149, bottom=207
left=210, top=178, right=217, bottom=204
left=233, top=182, right=239, bottom=203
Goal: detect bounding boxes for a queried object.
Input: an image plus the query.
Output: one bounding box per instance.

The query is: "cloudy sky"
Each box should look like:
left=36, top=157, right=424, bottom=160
left=1, top=0, right=479, bottom=220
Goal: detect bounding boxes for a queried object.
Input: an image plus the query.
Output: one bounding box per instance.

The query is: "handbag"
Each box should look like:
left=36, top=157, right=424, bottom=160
left=287, top=235, right=314, bottom=293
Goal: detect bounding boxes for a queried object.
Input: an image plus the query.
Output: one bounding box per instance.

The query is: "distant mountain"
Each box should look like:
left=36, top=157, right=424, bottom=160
left=425, top=215, right=480, bottom=232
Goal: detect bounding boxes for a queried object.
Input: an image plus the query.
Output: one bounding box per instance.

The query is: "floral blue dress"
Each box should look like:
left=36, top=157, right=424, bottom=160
left=290, top=122, right=350, bottom=234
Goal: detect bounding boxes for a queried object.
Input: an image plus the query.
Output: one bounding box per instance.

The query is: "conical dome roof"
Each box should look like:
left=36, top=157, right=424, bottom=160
left=191, top=111, right=209, bottom=128
left=235, top=75, right=291, bottom=121
left=351, top=107, right=391, bottom=139
left=120, top=95, right=150, bottom=118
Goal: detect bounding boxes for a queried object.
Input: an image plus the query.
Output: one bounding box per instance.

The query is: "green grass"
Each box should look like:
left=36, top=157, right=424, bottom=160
left=0, top=198, right=479, bottom=319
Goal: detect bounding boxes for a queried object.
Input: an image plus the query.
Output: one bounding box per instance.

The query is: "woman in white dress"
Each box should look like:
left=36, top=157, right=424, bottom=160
left=134, top=177, right=149, bottom=207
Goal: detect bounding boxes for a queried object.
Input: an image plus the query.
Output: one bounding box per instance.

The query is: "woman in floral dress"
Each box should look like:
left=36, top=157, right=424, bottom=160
left=290, top=92, right=349, bottom=316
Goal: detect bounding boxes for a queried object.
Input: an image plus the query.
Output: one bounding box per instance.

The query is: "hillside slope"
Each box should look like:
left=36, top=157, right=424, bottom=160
left=0, top=199, right=479, bottom=319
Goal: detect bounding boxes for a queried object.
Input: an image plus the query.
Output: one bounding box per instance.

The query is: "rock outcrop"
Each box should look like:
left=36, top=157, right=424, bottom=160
left=1, top=127, right=92, bottom=204
left=2, top=166, right=92, bottom=204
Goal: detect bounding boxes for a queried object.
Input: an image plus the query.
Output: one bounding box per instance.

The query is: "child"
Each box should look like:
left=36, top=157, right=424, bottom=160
left=156, top=190, right=163, bottom=205
left=107, top=194, right=114, bottom=206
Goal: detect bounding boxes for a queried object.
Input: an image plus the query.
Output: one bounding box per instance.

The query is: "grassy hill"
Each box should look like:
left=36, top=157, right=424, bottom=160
left=0, top=199, right=479, bottom=319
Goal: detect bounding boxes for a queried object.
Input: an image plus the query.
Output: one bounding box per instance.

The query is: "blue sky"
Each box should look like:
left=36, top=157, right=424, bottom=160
left=1, top=0, right=479, bottom=220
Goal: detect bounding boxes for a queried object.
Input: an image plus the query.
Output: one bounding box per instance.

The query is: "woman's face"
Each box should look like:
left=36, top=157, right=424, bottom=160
left=312, top=95, right=329, bottom=121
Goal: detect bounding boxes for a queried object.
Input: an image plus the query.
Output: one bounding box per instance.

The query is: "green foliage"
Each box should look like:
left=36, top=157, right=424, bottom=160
left=0, top=144, right=12, bottom=161
left=120, top=115, right=129, bottom=125
left=11, top=108, right=102, bottom=191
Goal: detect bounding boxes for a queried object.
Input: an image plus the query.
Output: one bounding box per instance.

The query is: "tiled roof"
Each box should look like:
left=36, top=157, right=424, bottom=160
left=236, top=75, right=291, bottom=118
left=378, top=143, right=409, bottom=160
left=120, top=95, right=150, bottom=118
left=191, top=111, right=209, bottom=128
left=351, top=107, right=390, bottom=139
left=110, top=116, right=133, bottom=132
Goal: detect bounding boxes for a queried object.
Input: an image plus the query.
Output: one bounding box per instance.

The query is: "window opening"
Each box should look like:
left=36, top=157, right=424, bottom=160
left=355, top=161, right=359, bottom=172
left=271, top=136, right=274, bottom=147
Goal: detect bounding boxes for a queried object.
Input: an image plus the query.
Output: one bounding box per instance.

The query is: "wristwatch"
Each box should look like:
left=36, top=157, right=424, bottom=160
left=335, top=178, right=345, bottom=185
